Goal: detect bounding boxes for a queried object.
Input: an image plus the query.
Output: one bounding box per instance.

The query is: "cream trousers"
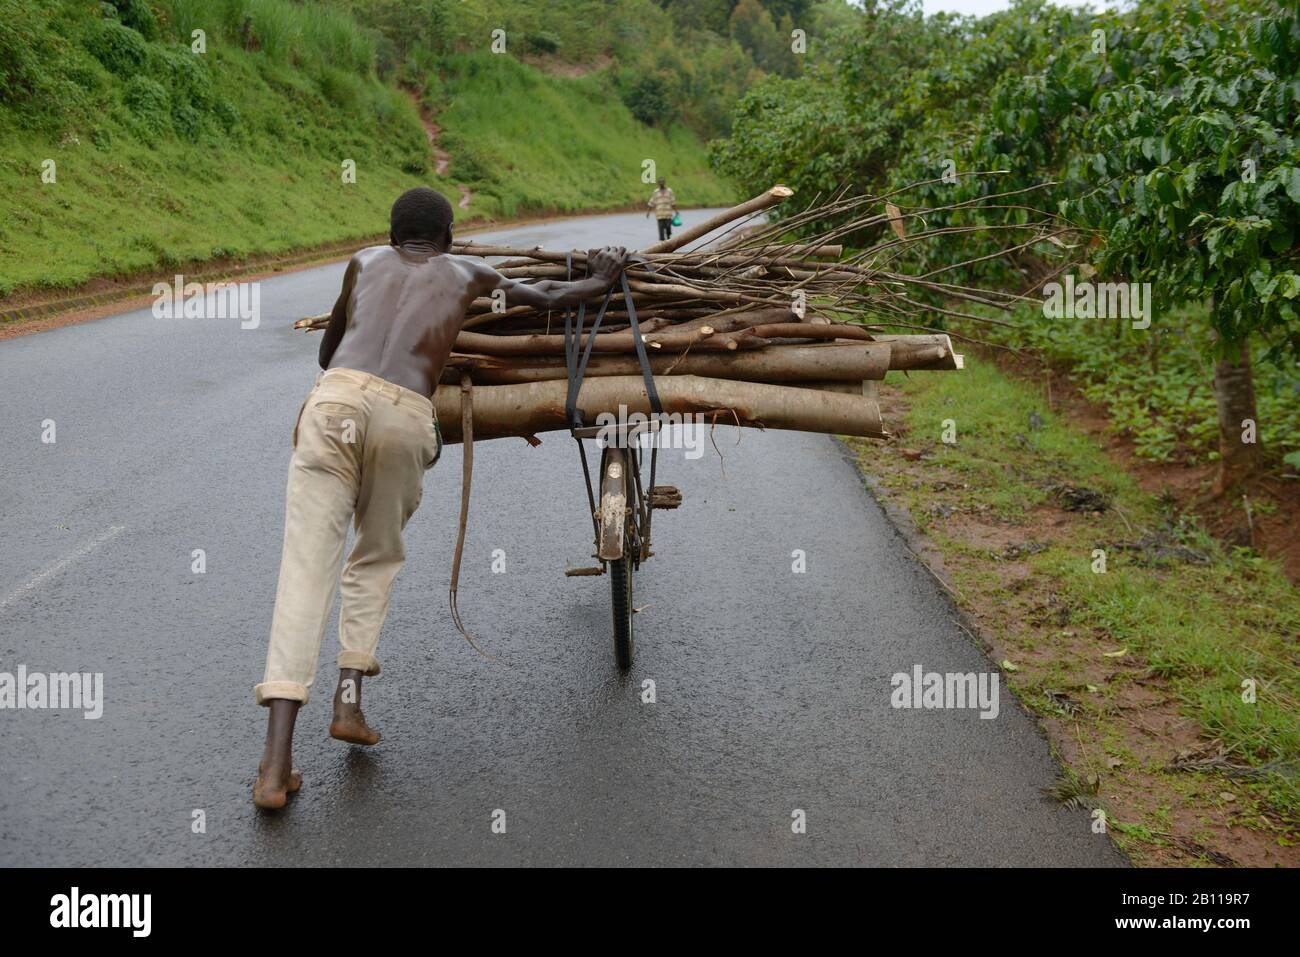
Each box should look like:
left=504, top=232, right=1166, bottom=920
left=255, top=368, right=441, bottom=706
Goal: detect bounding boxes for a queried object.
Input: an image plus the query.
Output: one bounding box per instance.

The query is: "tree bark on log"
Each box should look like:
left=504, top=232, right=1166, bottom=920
left=659, top=306, right=796, bottom=333
left=442, top=342, right=895, bottom=385
left=873, top=334, right=964, bottom=370
left=431, top=374, right=886, bottom=443
left=742, top=323, right=877, bottom=343
left=452, top=327, right=768, bottom=356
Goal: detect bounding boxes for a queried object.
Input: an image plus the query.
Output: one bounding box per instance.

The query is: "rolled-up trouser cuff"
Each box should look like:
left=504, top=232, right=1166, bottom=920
left=337, top=651, right=381, bottom=676
left=255, top=681, right=309, bottom=706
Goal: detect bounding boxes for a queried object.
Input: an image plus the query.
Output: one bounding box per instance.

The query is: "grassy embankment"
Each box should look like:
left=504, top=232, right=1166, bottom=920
left=983, top=303, right=1300, bottom=474
left=848, top=358, right=1300, bottom=866
left=0, top=0, right=732, bottom=299
left=427, top=52, right=732, bottom=221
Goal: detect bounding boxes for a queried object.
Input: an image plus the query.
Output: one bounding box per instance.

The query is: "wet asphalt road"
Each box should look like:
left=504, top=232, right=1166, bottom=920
left=0, top=209, right=1124, bottom=866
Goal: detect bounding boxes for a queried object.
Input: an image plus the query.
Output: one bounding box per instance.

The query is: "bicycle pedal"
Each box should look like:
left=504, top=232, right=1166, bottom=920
left=564, top=565, right=605, bottom=577
left=648, top=485, right=682, bottom=509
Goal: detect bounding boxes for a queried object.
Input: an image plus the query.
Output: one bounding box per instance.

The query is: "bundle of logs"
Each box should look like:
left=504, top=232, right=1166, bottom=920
left=297, top=182, right=1061, bottom=443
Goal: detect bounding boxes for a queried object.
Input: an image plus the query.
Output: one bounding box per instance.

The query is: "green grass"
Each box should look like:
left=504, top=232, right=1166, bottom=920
left=986, top=303, right=1300, bottom=467
left=898, top=358, right=1143, bottom=522
left=0, top=45, right=428, bottom=294
left=859, top=359, right=1300, bottom=828
left=0, top=3, right=732, bottom=297
left=429, top=52, right=735, bottom=219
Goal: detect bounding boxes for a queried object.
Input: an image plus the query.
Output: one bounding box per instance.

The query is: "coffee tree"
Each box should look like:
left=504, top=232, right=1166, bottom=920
left=1066, top=0, right=1299, bottom=489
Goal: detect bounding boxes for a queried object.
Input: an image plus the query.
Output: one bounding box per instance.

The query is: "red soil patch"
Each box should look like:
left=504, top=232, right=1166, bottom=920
left=404, top=88, right=473, bottom=210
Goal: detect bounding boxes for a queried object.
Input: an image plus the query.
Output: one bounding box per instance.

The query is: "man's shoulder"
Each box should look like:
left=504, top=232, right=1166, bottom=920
left=443, top=251, right=492, bottom=273
left=351, top=244, right=394, bottom=267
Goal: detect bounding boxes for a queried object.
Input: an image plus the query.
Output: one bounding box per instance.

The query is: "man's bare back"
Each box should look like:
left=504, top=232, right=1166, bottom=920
left=318, top=239, right=627, bottom=398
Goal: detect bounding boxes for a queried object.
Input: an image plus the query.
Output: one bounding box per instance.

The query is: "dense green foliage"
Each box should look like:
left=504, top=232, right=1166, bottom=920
left=711, top=1, right=1096, bottom=283
left=450, top=0, right=765, bottom=139
left=1070, top=3, right=1300, bottom=351
left=710, top=0, right=1300, bottom=470
left=334, top=0, right=812, bottom=138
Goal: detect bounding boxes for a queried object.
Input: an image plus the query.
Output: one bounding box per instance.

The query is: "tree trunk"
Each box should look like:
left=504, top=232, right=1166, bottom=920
left=439, top=337, right=960, bottom=387
left=442, top=342, right=894, bottom=386
left=1212, top=336, right=1260, bottom=493
left=431, top=375, right=886, bottom=443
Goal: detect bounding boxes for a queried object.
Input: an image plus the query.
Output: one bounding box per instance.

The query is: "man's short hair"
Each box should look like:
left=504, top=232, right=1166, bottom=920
left=390, top=188, right=453, bottom=245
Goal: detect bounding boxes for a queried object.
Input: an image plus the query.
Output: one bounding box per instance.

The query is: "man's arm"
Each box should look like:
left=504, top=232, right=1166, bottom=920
left=318, top=255, right=359, bottom=370
left=475, top=246, right=627, bottom=311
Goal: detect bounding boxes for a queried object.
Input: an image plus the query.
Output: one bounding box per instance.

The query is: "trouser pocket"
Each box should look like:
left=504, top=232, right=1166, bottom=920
left=425, top=413, right=442, bottom=469
left=291, top=396, right=309, bottom=449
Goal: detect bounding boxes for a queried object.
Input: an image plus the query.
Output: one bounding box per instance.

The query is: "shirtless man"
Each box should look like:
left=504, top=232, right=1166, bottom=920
left=253, top=187, right=626, bottom=809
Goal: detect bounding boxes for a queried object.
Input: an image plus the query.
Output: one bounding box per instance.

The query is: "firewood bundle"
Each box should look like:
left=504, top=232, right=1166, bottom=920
left=297, top=183, right=1060, bottom=443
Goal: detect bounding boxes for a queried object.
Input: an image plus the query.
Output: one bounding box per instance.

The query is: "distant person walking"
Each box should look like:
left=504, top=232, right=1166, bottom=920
left=647, top=177, right=678, bottom=242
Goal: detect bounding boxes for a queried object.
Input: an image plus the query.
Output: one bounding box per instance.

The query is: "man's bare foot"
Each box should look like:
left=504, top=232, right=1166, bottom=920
left=253, top=763, right=303, bottom=810
left=331, top=667, right=381, bottom=745
left=254, top=698, right=301, bottom=810
left=329, top=711, right=381, bottom=745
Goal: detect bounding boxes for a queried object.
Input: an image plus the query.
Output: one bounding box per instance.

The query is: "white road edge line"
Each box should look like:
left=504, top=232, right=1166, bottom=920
left=0, top=525, right=126, bottom=613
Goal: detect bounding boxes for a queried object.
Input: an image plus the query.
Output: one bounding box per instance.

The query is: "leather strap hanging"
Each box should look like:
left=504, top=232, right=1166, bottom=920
left=618, top=268, right=663, bottom=417
left=448, top=373, right=493, bottom=659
